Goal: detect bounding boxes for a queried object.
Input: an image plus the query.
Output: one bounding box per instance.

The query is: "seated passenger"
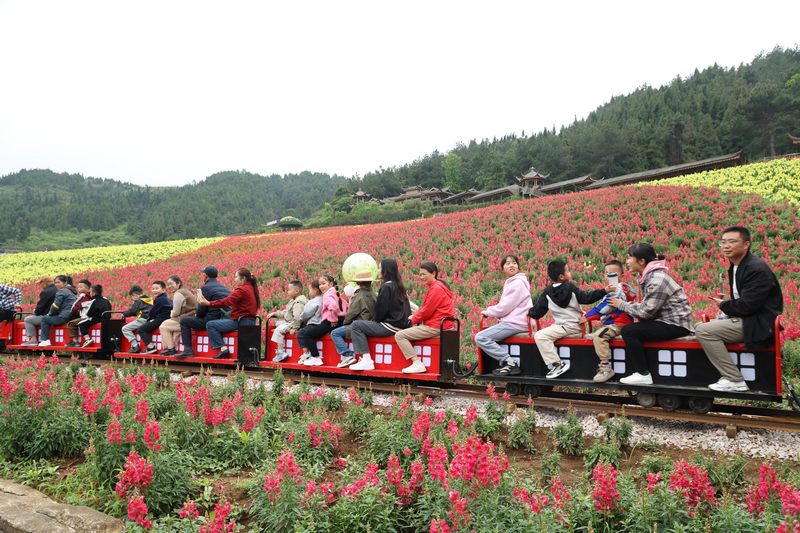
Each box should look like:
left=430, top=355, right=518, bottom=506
left=196, top=267, right=260, bottom=360
left=37, top=275, right=78, bottom=347
left=530, top=260, right=606, bottom=379
left=158, top=275, right=197, bottom=356
left=121, top=285, right=153, bottom=353
left=138, top=281, right=172, bottom=353
left=333, top=275, right=377, bottom=368
left=176, top=266, right=230, bottom=358
left=581, top=260, right=636, bottom=383
left=610, top=244, right=694, bottom=385
left=298, top=274, right=348, bottom=366
left=65, top=279, right=93, bottom=347
left=0, top=282, right=22, bottom=325
left=696, top=226, right=783, bottom=392
left=350, top=258, right=411, bottom=371
left=395, top=262, right=455, bottom=374
left=475, top=254, right=533, bottom=377
left=268, top=280, right=308, bottom=362
left=76, top=284, right=111, bottom=347
left=23, top=277, right=56, bottom=345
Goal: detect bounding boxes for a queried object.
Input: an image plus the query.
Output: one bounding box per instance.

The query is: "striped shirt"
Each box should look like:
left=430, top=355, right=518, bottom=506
left=0, top=284, right=22, bottom=311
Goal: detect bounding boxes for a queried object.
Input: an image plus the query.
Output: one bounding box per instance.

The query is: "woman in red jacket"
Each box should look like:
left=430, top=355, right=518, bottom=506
left=394, top=262, right=455, bottom=374
left=196, top=267, right=260, bottom=360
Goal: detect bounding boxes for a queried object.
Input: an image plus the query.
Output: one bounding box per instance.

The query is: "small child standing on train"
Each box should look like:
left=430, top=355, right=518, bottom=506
left=581, top=260, right=636, bottom=383
left=268, top=280, right=308, bottom=362
left=529, top=260, right=607, bottom=379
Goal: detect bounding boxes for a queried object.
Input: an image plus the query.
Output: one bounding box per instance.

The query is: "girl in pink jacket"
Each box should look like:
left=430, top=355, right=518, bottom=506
left=298, top=274, right=348, bottom=366
left=475, top=254, right=533, bottom=376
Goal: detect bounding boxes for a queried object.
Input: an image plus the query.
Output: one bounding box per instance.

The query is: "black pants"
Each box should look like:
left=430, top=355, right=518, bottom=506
left=138, top=318, right=166, bottom=345
left=621, top=321, right=691, bottom=374
left=180, top=316, right=207, bottom=351
left=0, top=309, right=14, bottom=323
left=297, top=321, right=334, bottom=358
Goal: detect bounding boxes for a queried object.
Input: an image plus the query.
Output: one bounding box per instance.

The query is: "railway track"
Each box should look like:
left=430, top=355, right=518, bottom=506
left=61, top=355, right=800, bottom=435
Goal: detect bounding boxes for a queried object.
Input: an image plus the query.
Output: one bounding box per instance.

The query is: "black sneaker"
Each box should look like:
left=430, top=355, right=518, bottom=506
left=160, top=348, right=176, bottom=356
left=129, top=342, right=141, bottom=353
left=492, top=361, right=521, bottom=376
left=65, top=341, right=81, bottom=348
left=144, top=345, right=159, bottom=354
left=174, top=350, right=195, bottom=359
left=212, top=347, right=231, bottom=360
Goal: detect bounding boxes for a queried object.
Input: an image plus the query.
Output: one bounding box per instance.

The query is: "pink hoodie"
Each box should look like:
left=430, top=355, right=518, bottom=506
left=484, top=272, right=533, bottom=330
left=321, top=287, right=348, bottom=324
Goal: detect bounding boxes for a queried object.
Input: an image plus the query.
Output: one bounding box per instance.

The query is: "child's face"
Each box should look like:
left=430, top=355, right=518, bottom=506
left=151, top=284, right=164, bottom=296
left=318, top=278, right=331, bottom=292
left=502, top=258, right=519, bottom=277
left=605, top=264, right=623, bottom=281
left=287, top=285, right=300, bottom=298
left=559, top=268, right=572, bottom=282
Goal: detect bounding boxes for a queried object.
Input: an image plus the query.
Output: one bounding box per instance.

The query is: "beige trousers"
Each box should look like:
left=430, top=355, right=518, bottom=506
left=159, top=318, right=182, bottom=349
left=395, top=325, right=439, bottom=360
left=533, top=323, right=581, bottom=365
left=592, top=324, right=621, bottom=364
left=695, top=318, right=745, bottom=381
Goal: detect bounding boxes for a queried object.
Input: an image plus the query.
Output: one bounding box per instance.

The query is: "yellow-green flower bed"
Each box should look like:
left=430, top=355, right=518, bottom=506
left=650, top=158, right=800, bottom=205
left=0, top=237, right=221, bottom=284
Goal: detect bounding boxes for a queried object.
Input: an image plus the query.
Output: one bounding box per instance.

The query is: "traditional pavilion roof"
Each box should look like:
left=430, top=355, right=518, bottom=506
left=583, top=151, right=742, bottom=190
left=789, top=133, right=800, bottom=145
left=517, top=167, right=550, bottom=182
left=440, top=188, right=480, bottom=204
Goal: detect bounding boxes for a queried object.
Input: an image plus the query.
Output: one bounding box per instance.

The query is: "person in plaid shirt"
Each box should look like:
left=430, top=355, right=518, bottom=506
left=0, top=283, right=22, bottom=324
left=607, top=243, right=694, bottom=386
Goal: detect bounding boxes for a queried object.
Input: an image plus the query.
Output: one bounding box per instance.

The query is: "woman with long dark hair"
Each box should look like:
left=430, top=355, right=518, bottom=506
left=196, top=267, right=260, bottom=360
left=350, top=258, right=411, bottom=371
left=608, top=243, right=693, bottom=385
left=394, top=262, right=455, bottom=374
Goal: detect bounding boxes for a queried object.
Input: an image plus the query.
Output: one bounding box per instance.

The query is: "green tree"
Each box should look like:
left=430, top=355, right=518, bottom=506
left=442, top=153, right=466, bottom=192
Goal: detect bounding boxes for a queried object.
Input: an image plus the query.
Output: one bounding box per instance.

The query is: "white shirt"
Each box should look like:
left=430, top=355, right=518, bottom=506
left=732, top=265, right=740, bottom=299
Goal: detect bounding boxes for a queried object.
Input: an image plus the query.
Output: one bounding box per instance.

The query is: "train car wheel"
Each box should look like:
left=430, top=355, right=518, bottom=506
left=688, top=396, right=713, bottom=414
left=505, top=383, right=521, bottom=396
left=636, top=392, right=657, bottom=407
left=657, top=394, right=682, bottom=412
left=523, top=384, right=542, bottom=398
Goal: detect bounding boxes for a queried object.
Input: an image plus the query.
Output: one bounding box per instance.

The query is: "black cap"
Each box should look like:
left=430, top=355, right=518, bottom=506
left=201, top=266, right=218, bottom=278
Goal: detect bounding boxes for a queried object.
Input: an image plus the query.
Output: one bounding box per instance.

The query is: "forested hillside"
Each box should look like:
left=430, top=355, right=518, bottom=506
left=0, top=170, right=349, bottom=250
left=354, top=47, right=800, bottom=198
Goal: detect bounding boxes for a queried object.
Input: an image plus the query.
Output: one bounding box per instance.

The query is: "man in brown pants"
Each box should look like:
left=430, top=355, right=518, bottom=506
left=696, top=226, right=783, bottom=392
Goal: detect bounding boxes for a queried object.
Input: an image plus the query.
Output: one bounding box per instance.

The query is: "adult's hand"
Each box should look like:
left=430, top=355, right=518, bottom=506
left=607, top=297, right=623, bottom=309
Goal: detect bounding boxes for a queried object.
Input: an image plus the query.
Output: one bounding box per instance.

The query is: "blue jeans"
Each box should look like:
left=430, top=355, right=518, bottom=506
left=40, top=314, right=70, bottom=340
left=330, top=326, right=353, bottom=360
left=206, top=318, right=255, bottom=349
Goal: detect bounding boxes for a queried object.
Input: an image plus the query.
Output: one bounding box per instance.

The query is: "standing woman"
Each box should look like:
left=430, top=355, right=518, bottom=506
left=38, top=275, right=77, bottom=347
left=609, top=243, right=694, bottom=385
left=350, top=258, right=411, bottom=371
left=394, top=262, right=455, bottom=374
left=476, top=255, right=533, bottom=376
left=159, top=275, right=197, bottom=356
left=297, top=274, right=347, bottom=366
left=196, top=267, right=260, bottom=360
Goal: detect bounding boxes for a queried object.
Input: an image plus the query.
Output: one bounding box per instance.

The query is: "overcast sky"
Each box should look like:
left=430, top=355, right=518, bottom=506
left=1, top=1, right=798, bottom=187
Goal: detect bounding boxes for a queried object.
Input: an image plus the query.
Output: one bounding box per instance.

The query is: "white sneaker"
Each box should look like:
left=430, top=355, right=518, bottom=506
left=38, top=340, right=52, bottom=347
left=303, top=357, right=323, bottom=366
left=619, top=372, right=653, bottom=385
left=708, top=378, right=748, bottom=392
left=350, top=357, right=375, bottom=371
left=337, top=356, right=356, bottom=368
left=402, top=360, right=426, bottom=374
left=546, top=360, right=570, bottom=379
left=273, top=351, right=289, bottom=363
left=298, top=352, right=311, bottom=364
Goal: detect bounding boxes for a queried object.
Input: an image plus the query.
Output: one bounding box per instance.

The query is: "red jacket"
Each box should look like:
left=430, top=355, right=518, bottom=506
left=412, top=280, right=455, bottom=329
left=208, top=283, right=258, bottom=320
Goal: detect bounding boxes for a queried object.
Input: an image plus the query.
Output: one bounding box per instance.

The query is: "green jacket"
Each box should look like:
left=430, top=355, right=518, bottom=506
left=343, top=288, right=376, bottom=325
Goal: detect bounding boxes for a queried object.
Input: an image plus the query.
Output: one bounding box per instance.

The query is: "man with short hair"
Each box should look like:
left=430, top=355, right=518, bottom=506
left=697, top=226, right=783, bottom=392
left=175, top=266, right=230, bottom=358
